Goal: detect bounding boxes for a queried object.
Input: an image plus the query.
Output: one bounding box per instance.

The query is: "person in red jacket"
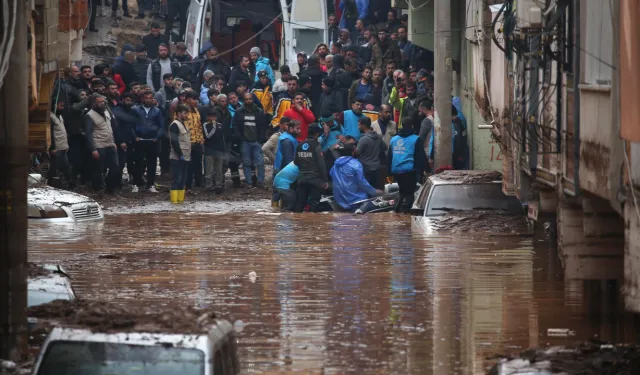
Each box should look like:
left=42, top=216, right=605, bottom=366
left=283, top=92, right=316, bottom=142
left=94, top=62, right=127, bottom=95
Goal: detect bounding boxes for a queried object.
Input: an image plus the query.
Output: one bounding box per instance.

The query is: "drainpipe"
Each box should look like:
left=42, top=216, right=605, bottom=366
left=529, top=37, right=539, bottom=178
left=573, top=0, right=581, bottom=196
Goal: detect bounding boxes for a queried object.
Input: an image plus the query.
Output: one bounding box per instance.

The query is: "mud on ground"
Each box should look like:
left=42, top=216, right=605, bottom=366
left=426, top=210, right=532, bottom=235
left=75, top=168, right=274, bottom=211
left=27, top=263, right=51, bottom=278
left=28, top=299, right=219, bottom=336
left=82, top=3, right=163, bottom=66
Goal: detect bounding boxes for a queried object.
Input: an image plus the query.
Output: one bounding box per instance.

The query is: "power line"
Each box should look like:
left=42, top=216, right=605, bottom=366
left=579, top=46, right=616, bottom=70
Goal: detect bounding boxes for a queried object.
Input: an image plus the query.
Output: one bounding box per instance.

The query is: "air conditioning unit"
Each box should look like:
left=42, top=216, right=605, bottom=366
left=516, top=0, right=542, bottom=28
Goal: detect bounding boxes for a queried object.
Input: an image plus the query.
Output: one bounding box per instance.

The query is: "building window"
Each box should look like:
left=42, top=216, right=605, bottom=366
left=582, top=0, right=613, bottom=85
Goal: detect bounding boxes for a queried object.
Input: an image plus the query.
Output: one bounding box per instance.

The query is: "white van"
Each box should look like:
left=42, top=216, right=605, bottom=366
left=185, top=0, right=327, bottom=68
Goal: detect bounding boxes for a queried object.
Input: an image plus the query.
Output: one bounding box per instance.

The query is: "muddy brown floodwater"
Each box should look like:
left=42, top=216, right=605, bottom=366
left=28, top=209, right=639, bottom=374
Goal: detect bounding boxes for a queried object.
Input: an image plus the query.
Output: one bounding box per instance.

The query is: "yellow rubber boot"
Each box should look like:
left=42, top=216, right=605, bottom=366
left=170, top=190, right=178, bottom=204
left=178, top=190, right=186, bottom=203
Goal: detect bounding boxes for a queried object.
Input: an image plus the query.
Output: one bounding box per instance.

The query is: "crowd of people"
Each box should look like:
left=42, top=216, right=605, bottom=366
left=47, top=7, right=469, bottom=211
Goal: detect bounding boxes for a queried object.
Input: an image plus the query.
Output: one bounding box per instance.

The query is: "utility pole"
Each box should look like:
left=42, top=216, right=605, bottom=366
left=434, top=0, right=453, bottom=169
left=0, top=0, right=29, bottom=361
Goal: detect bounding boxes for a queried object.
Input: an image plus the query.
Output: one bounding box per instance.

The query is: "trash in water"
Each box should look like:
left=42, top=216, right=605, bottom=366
left=547, top=328, right=576, bottom=337
left=1, top=361, right=17, bottom=371
left=248, top=271, right=257, bottom=283
left=233, top=320, right=244, bottom=333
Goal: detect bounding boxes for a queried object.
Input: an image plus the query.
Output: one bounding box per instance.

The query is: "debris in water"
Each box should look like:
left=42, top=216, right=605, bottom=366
left=546, top=328, right=576, bottom=337
left=28, top=263, right=52, bottom=278
left=488, top=342, right=640, bottom=375
left=248, top=271, right=257, bottom=283
left=0, top=361, right=16, bottom=371
left=233, top=320, right=244, bottom=333
left=97, top=254, right=121, bottom=260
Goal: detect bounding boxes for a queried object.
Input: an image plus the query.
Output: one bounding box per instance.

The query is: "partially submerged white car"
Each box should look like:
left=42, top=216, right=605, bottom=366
left=28, top=301, right=240, bottom=375
left=411, top=170, right=530, bottom=235
left=28, top=264, right=76, bottom=333
left=28, top=265, right=76, bottom=308
left=28, top=174, right=104, bottom=222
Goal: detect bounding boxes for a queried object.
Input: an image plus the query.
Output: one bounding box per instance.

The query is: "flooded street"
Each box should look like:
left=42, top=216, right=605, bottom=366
left=28, top=209, right=638, bottom=374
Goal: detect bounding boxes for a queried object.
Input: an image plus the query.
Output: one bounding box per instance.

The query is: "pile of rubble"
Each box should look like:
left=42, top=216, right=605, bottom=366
left=28, top=299, right=218, bottom=336
left=488, top=342, right=640, bottom=374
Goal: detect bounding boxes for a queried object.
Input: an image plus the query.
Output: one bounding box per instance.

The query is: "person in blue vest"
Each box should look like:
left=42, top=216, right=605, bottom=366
left=273, top=161, right=300, bottom=211
left=318, top=113, right=343, bottom=152
left=341, top=98, right=365, bottom=140
left=428, top=105, right=470, bottom=171
left=271, top=120, right=300, bottom=207
left=389, top=117, right=427, bottom=213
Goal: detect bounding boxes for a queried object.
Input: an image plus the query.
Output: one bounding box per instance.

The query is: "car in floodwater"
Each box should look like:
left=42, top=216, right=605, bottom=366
left=411, top=170, right=530, bottom=235
left=28, top=264, right=76, bottom=332
left=28, top=264, right=76, bottom=307
left=29, top=302, right=240, bottom=375
left=28, top=174, right=104, bottom=222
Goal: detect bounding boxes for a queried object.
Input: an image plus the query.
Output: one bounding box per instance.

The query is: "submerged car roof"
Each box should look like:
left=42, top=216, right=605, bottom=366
left=428, top=170, right=503, bottom=186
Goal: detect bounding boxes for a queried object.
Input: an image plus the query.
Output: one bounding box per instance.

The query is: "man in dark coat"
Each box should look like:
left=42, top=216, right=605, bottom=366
left=193, top=45, right=231, bottom=88
left=299, top=55, right=327, bottom=117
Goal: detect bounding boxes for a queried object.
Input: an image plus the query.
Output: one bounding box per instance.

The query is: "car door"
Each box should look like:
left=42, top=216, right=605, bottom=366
left=281, top=0, right=327, bottom=68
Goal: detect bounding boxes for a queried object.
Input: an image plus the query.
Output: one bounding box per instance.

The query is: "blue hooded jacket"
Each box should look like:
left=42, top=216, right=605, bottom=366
left=330, top=156, right=377, bottom=210
left=253, top=56, right=275, bottom=86
left=200, top=84, right=212, bottom=105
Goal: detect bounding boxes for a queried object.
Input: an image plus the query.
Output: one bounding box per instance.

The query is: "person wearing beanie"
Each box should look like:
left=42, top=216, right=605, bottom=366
left=416, top=69, right=431, bottom=99
left=296, top=74, right=313, bottom=103
left=294, top=52, right=308, bottom=76
left=318, top=76, right=341, bottom=117
left=252, top=70, right=274, bottom=120
left=250, top=46, right=275, bottom=86
left=133, top=44, right=151, bottom=84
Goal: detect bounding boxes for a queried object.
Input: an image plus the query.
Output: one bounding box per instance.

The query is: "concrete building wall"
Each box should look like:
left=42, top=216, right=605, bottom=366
left=409, top=0, right=500, bottom=171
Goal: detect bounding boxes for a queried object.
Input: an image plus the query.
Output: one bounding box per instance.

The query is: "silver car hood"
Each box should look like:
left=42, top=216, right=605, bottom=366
left=28, top=186, right=95, bottom=207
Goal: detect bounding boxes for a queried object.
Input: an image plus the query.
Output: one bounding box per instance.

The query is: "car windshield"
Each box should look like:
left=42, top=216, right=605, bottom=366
left=37, top=341, right=205, bottom=375
left=425, top=183, right=523, bottom=216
